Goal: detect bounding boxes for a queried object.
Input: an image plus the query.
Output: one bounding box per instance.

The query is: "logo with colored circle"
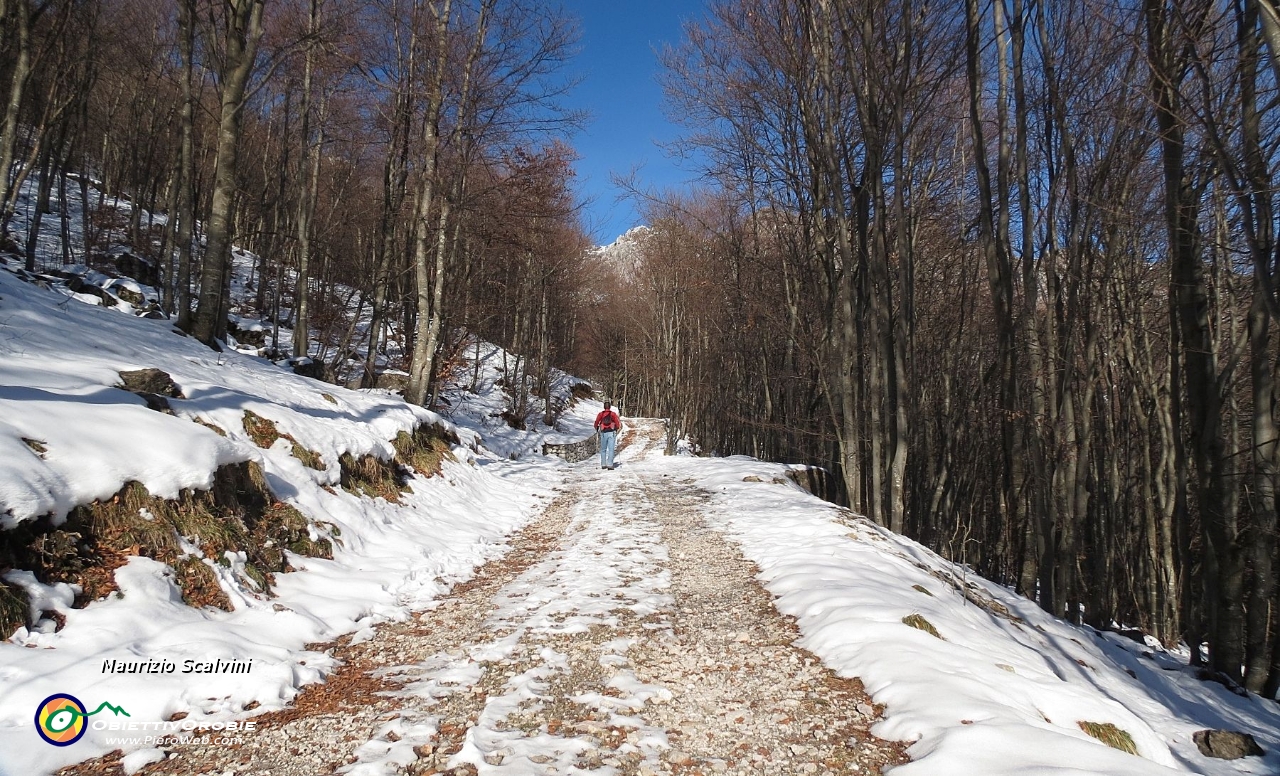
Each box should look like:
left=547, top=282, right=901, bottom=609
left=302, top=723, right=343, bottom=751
left=35, top=694, right=88, bottom=746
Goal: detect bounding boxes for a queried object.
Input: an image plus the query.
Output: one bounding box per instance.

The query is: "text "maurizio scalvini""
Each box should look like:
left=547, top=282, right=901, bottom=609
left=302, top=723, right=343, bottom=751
left=101, top=658, right=253, bottom=675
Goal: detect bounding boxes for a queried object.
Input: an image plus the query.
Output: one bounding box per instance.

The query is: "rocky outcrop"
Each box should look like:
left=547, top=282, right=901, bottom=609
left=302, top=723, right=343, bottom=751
left=0, top=460, right=334, bottom=638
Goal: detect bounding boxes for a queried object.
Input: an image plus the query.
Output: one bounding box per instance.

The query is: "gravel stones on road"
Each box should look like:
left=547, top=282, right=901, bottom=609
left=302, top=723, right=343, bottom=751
left=627, top=482, right=906, bottom=776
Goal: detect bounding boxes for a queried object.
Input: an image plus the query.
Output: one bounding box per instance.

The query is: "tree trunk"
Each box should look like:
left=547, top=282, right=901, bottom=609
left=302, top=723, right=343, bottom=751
left=405, top=0, right=455, bottom=406
left=407, top=0, right=491, bottom=406
left=173, top=0, right=197, bottom=326
left=1146, top=0, right=1244, bottom=681
left=189, top=0, right=266, bottom=347
left=0, top=0, right=31, bottom=235
left=292, top=0, right=323, bottom=359
left=364, top=18, right=417, bottom=388
left=23, top=142, right=54, bottom=271
left=1231, top=0, right=1279, bottom=693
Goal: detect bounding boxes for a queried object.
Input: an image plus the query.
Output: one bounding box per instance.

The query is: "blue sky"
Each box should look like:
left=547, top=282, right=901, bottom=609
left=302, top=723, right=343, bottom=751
left=557, top=1, right=708, bottom=245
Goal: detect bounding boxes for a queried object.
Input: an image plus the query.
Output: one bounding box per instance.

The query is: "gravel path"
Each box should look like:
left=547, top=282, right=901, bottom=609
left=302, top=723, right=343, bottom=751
left=60, top=423, right=907, bottom=776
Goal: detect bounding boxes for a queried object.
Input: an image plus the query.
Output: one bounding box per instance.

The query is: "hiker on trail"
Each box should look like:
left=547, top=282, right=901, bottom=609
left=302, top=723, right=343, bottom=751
left=595, top=400, right=621, bottom=470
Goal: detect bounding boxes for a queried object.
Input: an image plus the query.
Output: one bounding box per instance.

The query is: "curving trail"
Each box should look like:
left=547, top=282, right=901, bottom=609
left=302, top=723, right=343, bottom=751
left=61, top=421, right=906, bottom=776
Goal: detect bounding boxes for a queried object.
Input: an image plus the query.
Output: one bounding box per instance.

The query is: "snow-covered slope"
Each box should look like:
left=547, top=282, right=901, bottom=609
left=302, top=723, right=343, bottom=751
left=437, top=336, right=597, bottom=461
left=673, top=455, right=1280, bottom=776
left=0, top=258, right=567, bottom=776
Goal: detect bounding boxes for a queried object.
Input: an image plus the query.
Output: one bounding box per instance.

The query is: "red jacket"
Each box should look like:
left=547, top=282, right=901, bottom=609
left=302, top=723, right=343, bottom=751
left=595, top=409, right=620, bottom=433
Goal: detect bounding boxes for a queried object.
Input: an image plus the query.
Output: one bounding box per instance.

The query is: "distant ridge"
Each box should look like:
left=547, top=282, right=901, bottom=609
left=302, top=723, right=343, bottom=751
left=587, top=226, right=649, bottom=280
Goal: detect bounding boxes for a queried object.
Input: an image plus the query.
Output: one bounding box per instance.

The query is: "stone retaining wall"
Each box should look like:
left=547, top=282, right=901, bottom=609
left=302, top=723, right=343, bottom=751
left=542, top=433, right=600, bottom=463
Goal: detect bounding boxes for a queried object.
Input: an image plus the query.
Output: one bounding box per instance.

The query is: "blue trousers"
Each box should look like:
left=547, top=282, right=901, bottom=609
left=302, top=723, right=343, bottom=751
left=599, top=430, right=617, bottom=468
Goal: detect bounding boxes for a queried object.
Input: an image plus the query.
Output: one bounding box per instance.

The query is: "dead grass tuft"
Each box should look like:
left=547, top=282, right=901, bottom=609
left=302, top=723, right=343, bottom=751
left=0, top=582, right=29, bottom=638
left=912, top=584, right=933, bottom=596
left=23, top=438, right=47, bottom=456
left=392, top=423, right=457, bottom=478
left=320, top=393, right=338, bottom=405
left=242, top=410, right=324, bottom=469
left=192, top=417, right=227, bottom=436
left=172, top=556, right=232, bottom=611
left=243, top=410, right=283, bottom=448
left=902, top=613, right=944, bottom=639
left=262, top=501, right=333, bottom=561
left=339, top=453, right=407, bottom=503
left=291, top=443, right=325, bottom=470
left=910, top=558, right=1024, bottom=624
left=1078, top=721, right=1138, bottom=755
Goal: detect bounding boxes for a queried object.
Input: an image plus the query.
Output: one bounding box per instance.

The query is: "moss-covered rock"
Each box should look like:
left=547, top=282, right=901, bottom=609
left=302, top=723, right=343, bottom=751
left=118, top=368, right=183, bottom=398
left=1193, top=729, right=1265, bottom=759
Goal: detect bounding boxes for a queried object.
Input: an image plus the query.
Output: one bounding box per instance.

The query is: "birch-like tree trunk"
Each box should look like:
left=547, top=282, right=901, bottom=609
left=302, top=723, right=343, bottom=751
left=407, top=0, right=491, bottom=406
left=174, top=0, right=197, bottom=327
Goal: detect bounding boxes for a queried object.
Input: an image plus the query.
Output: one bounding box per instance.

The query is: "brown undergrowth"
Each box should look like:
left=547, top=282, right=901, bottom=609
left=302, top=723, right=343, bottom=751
left=0, top=581, right=28, bottom=638
left=338, top=453, right=407, bottom=502
left=394, top=422, right=457, bottom=477
left=243, top=410, right=324, bottom=469
left=340, top=422, right=457, bottom=502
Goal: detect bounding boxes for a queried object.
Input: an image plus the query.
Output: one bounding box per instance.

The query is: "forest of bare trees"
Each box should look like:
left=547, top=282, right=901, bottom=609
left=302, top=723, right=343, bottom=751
left=578, top=0, right=1280, bottom=698
left=6, top=0, right=1280, bottom=699
left=0, top=0, right=588, bottom=404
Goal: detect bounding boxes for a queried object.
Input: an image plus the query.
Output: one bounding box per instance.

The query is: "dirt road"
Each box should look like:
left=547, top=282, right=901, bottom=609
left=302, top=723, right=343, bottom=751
left=62, top=422, right=906, bottom=776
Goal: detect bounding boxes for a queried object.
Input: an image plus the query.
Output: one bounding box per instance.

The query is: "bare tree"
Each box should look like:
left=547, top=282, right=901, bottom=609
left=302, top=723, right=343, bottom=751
left=189, top=0, right=266, bottom=346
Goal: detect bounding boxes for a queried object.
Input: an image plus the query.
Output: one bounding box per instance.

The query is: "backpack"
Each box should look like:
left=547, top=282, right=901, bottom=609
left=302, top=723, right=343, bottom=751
left=598, top=412, right=618, bottom=432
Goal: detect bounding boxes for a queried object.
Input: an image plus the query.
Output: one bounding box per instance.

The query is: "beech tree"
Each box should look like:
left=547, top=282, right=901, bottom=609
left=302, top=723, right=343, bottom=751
left=189, top=0, right=266, bottom=345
